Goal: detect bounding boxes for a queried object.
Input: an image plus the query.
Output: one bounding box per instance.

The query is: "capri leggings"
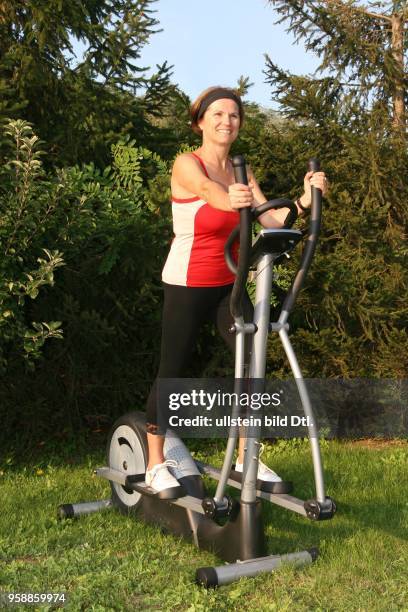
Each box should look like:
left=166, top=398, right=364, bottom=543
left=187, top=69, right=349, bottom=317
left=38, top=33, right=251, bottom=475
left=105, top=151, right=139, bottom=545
left=146, top=282, right=253, bottom=433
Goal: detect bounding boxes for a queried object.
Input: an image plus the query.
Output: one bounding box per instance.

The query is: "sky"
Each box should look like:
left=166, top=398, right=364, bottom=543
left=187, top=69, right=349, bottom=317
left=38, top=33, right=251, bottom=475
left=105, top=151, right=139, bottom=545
left=140, top=0, right=320, bottom=108
left=72, top=0, right=322, bottom=109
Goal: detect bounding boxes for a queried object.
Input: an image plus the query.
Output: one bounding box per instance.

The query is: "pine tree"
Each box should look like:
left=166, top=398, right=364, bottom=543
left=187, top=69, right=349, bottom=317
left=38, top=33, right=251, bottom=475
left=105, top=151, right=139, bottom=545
left=259, top=0, right=408, bottom=378
left=0, top=0, right=175, bottom=165
left=266, top=1, right=407, bottom=131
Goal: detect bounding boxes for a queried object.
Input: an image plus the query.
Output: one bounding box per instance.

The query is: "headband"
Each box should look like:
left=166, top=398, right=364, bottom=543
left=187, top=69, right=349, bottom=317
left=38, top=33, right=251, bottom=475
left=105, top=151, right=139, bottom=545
left=196, top=89, right=242, bottom=120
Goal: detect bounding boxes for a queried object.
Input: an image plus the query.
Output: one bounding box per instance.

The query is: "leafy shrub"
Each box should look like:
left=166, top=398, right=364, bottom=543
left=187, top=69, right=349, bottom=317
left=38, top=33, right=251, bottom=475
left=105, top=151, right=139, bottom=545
left=0, top=122, right=172, bottom=444
left=0, top=120, right=65, bottom=371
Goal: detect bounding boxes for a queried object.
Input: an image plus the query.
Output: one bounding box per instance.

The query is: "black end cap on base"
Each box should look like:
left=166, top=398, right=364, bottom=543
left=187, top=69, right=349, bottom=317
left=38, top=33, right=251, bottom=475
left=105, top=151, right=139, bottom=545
left=195, top=566, right=219, bottom=588
left=308, top=547, right=319, bottom=562
left=304, top=497, right=336, bottom=521
left=57, top=504, right=74, bottom=520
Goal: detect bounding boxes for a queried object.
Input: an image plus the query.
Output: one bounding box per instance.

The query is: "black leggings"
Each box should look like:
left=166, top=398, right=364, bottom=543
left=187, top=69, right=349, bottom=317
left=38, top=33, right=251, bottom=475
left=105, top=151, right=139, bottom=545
left=146, top=282, right=253, bottom=432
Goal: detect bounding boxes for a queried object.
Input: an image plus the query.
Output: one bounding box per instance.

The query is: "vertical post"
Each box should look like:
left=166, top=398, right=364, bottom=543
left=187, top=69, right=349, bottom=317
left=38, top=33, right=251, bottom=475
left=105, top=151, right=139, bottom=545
left=240, top=253, right=274, bottom=503
left=214, top=321, right=246, bottom=502
left=214, top=154, right=252, bottom=504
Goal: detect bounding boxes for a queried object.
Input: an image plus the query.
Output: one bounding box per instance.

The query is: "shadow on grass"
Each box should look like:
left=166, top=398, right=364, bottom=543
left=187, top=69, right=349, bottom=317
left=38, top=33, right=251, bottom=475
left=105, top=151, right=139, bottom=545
left=0, top=429, right=109, bottom=470
left=262, top=493, right=407, bottom=561
left=0, top=431, right=227, bottom=471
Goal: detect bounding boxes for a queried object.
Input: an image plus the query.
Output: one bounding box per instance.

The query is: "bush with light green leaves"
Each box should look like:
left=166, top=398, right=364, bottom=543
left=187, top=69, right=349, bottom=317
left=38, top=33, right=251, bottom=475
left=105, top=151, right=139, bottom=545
left=0, top=120, right=172, bottom=442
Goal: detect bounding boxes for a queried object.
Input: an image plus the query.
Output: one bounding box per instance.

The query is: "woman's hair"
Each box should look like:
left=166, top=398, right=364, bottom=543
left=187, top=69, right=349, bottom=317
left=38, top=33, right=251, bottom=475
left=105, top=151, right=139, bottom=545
left=190, top=86, right=244, bottom=135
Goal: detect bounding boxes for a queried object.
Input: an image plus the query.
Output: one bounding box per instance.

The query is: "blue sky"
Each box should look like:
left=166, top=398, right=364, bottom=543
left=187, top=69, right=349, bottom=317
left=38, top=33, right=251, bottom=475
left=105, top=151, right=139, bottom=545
left=72, top=0, right=321, bottom=109
left=139, top=0, right=321, bottom=108
left=140, top=0, right=320, bottom=107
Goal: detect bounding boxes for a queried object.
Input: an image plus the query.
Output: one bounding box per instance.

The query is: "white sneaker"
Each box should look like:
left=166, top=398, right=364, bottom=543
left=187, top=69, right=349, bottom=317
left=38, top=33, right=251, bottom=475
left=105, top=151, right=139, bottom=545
left=235, top=461, right=282, bottom=482
left=145, top=460, right=180, bottom=492
left=235, top=456, right=282, bottom=483
left=256, top=460, right=282, bottom=483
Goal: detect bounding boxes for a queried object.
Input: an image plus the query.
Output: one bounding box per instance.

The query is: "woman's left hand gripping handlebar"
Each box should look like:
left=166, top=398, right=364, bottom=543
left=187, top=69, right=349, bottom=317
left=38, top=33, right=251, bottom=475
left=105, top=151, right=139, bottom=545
left=301, top=171, right=329, bottom=209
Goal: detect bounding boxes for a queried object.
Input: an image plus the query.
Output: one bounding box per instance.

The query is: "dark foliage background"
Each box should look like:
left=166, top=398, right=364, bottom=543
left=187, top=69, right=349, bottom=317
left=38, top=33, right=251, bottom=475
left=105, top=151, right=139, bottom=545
left=0, top=0, right=406, bottom=451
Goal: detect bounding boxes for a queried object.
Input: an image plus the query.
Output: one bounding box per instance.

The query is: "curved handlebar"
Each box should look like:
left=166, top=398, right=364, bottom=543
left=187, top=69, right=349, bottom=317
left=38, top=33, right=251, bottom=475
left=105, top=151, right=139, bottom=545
left=226, top=155, right=323, bottom=322
left=224, top=198, right=297, bottom=276
left=253, top=198, right=298, bottom=226
left=280, top=158, right=322, bottom=318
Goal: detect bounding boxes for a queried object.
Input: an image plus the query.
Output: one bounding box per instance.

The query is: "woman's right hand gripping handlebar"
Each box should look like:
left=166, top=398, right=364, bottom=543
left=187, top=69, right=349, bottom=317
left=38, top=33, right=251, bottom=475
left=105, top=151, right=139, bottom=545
left=228, top=182, right=254, bottom=210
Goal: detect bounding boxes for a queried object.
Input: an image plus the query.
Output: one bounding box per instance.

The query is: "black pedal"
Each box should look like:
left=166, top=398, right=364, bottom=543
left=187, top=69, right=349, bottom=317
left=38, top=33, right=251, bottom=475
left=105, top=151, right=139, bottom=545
left=125, top=474, right=185, bottom=500
left=229, top=465, right=293, bottom=494
left=304, top=496, right=337, bottom=521
left=125, top=473, right=145, bottom=485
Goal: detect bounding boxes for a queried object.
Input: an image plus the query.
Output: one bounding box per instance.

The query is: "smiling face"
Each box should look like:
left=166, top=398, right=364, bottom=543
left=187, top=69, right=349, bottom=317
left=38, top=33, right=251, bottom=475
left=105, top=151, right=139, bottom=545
left=197, top=98, right=241, bottom=145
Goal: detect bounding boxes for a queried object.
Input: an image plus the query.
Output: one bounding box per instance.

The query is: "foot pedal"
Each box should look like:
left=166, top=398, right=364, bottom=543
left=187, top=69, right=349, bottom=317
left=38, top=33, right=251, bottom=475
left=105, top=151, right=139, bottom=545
left=125, top=474, right=185, bottom=500
left=229, top=465, right=293, bottom=494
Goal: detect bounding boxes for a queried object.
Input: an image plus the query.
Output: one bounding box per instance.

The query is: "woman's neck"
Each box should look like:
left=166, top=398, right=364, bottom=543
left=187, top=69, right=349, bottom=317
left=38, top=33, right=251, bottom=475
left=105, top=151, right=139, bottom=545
left=196, top=143, right=231, bottom=172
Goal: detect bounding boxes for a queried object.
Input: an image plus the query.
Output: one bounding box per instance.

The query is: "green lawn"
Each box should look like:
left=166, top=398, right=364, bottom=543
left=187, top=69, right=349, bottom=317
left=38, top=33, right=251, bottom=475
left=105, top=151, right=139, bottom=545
left=0, top=439, right=407, bottom=611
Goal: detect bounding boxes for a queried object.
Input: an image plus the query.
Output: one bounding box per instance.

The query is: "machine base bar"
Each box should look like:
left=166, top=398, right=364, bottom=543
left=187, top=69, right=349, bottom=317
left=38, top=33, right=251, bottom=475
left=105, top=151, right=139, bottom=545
left=57, top=500, right=112, bottom=519
left=196, top=548, right=318, bottom=588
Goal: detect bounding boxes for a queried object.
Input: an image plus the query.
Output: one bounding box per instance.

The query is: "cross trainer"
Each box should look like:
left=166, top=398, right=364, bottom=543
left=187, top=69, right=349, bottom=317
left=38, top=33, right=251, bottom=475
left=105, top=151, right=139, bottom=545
left=58, top=155, right=336, bottom=588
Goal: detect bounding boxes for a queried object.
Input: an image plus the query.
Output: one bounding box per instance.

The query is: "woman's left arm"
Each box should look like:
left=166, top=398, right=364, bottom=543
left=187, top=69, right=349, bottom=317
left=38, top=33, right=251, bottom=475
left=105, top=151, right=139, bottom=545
left=247, top=167, right=328, bottom=228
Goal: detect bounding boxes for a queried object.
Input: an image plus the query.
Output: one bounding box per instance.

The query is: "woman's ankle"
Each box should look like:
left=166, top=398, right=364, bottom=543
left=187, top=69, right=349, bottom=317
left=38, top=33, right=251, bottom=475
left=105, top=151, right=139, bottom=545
left=147, top=459, right=165, bottom=471
left=146, top=431, right=165, bottom=470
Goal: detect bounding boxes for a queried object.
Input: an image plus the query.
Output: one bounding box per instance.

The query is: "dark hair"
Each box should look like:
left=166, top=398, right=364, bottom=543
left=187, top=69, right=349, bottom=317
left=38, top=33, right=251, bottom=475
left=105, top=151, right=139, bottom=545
left=190, top=86, right=244, bottom=135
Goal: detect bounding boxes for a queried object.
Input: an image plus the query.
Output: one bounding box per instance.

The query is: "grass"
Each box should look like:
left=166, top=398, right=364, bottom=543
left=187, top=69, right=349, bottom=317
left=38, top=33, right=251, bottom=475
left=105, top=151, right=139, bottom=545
left=0, top=436, right=407, bottom=611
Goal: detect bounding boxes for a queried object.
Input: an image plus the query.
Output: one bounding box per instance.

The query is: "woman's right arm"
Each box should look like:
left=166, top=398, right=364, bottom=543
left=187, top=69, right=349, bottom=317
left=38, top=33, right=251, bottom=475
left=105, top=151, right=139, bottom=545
left=172, top=154, right=252, bottom=211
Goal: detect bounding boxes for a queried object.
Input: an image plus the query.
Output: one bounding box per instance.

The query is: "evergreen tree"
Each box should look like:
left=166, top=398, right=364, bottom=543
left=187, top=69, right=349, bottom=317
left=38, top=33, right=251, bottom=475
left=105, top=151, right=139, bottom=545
left=266, top=1, right=407, bottom=131
left=0, top=0, right=176, bottom=165
left=259, top=0, right=408, bottom=378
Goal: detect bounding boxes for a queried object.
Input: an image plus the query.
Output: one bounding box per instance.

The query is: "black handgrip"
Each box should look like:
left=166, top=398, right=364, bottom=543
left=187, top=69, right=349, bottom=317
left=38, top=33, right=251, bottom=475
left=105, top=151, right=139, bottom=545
left=229, top=155, right=252, bottom=319
left=308, top=158, right=320, bottom=173
left=281, top=158, right=323, bottom=316
left=231, top=155, right=249, bottom=185
left=308, top=158, right=321, bottom=214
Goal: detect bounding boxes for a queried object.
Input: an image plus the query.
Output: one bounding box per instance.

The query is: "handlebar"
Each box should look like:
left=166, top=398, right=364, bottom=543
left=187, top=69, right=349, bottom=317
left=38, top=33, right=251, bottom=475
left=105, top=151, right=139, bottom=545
left=229, top=156, right=253, bottom=320
left=226, top=156, right=323, bottom=321
left=224, top=198, right=297, bottom=277
left=280, top=158, right=322, bottom=317
left=253, top=199, right=298, bottom=226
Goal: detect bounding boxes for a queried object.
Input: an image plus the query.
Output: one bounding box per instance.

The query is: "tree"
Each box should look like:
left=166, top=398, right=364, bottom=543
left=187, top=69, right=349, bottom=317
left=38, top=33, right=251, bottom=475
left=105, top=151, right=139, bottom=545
left=0, top=0, right=176, bottom=165
left=257, top=1, right=408, bottom=379
left=266, top=1, right=407, bottom=132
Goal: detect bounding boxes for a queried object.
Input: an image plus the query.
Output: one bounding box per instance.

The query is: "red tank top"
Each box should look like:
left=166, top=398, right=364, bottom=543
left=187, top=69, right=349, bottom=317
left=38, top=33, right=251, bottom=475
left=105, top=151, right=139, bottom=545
left=162, top=153, right=240, bottom=287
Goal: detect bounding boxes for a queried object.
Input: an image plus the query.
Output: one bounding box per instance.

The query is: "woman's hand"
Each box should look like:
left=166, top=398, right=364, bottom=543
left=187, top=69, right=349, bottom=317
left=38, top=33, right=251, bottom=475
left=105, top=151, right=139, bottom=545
left=299, top=171, right=329, bottom=210
left=228, top=183, right=254, bottom=210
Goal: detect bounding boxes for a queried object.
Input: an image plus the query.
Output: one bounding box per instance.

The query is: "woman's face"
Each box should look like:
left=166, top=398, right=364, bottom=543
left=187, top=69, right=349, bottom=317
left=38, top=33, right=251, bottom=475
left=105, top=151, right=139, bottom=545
left=198, top=98, right=240, bottom=145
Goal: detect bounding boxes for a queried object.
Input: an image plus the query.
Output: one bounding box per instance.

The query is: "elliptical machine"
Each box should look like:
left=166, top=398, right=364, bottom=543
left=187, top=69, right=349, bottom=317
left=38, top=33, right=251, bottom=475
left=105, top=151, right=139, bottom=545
left=59, top=156, right=336, bottom=587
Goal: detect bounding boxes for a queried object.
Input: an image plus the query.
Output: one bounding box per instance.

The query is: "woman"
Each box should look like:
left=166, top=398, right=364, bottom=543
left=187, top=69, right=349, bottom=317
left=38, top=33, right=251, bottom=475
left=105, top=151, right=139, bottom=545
left=145, top=86, right=328, bottom=493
